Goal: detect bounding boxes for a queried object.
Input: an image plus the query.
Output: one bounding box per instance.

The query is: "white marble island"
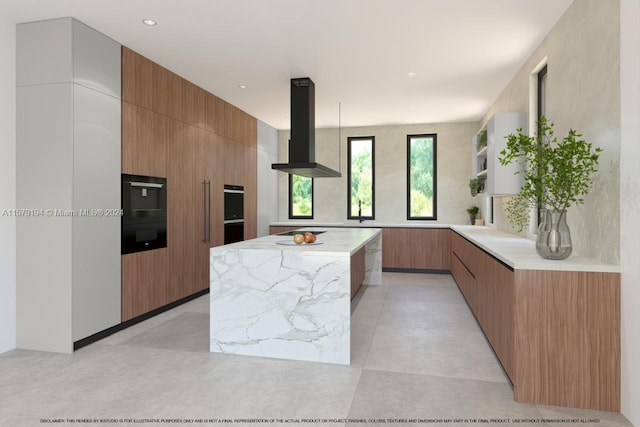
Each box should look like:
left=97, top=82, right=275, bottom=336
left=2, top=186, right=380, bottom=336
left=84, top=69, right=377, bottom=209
left=209, top=227, right=382, bottom=365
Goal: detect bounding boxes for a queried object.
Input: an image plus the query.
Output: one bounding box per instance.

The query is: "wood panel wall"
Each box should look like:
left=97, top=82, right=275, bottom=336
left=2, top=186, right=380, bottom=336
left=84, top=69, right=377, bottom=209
left=121, top=46, right=258, bottom=320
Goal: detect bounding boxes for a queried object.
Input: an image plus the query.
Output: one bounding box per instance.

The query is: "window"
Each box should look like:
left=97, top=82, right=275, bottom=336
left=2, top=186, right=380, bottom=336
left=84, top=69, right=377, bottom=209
left=536, top=65, right=548, bottom=226
left=538, top=65, right=548, bottom=121
left=347, top=136, right=375, bottom=219
left=407, top=134, right=437, bottom=220
left=289, top=174, right=313, bottom=219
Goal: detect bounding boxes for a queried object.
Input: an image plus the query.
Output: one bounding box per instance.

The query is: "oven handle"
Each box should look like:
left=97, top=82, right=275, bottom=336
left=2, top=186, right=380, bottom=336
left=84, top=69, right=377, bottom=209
left=130, top=181, right=164, bottom=188
left=223, top=219, right=244, bottom=225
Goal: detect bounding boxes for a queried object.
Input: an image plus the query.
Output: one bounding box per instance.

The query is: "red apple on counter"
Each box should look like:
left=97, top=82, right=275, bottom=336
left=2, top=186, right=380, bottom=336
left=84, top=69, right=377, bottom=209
left=293, top=234, right=304, bottom=244
left=303, top=232, right=316, bottom=243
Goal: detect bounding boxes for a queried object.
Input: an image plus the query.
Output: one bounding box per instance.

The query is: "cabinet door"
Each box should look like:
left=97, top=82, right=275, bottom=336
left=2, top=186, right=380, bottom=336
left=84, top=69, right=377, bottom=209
left=482, top=256, right=515, bottom=381
left=167, top=118, right=196, bottom=302
left=122, top=249, right=168, bottom=321
left=153, top=63, right=182, bottom=120
left=121, top=47, right=153, bottom=110
left=121, top=102, right=167, bottom=177
left=382, top=228, right=450, bottom=270
left=242, top=136, right=257, bottom=240
left=204, top=92, right=226, bottom=136
left=193, top=128, right=223, bottom=293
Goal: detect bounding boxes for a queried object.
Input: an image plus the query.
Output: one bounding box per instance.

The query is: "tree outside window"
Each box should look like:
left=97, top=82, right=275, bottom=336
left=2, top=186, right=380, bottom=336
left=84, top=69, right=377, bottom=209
left=407, top=134, right=437, bottom=220
left=347, top=137, right=375, bottom=219
left=289, top=174, right=313, bottom=218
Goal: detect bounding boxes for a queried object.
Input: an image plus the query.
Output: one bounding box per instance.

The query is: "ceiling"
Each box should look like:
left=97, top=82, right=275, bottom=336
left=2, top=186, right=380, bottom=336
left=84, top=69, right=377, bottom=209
left=1, top=0, right=573, bottom=130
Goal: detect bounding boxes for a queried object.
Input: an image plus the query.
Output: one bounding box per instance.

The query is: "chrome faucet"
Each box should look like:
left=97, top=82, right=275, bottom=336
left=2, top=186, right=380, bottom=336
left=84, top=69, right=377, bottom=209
left=358, top=200, right=364, bottom=223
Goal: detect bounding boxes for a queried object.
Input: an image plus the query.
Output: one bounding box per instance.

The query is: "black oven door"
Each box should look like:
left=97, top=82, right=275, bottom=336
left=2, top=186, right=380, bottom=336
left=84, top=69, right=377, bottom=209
left=122, top=174, right=167, bottom=254
left=224, top=185, right=244, bottom=221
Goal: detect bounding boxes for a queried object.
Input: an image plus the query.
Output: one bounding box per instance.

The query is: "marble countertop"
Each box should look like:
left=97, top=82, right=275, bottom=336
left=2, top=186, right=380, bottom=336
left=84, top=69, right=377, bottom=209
left=450, top=225, right=620, bottom=273
left=270, top=221, right=451, bottom=229
left=218, top=227, right=382, bottom=256
left=268, top=222, right=619, bottom=273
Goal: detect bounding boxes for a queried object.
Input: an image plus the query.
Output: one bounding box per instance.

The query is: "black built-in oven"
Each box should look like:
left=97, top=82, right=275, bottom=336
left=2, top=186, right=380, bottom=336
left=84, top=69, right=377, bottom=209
left=224, top=184, right=244, bottom=244
left=121, top=174, right=167, bottom=254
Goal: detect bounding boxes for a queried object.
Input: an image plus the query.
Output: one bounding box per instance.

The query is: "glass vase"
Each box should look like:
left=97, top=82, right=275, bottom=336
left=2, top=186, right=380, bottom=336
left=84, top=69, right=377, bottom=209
left=536, top=209, right=572, bottom=260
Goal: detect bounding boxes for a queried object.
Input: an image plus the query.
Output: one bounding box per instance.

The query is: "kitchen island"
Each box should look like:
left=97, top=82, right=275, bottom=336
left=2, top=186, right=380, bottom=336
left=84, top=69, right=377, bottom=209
left=209, top=227, right=382, bottom=365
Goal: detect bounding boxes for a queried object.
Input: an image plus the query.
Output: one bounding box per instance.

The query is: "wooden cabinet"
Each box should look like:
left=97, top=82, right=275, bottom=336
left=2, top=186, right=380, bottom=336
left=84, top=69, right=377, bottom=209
left=121, top=45, right=257, bottom=320
left=121, top=47, right=153, bottom=110
left=223, top=137, right=257, bottom=240
left=204, top=92, right=226, bottom=135
left=121, top=101, right=167, bottom=176
left=122, top=249, right=168, bottom=321
left=166, top=119, right=196, bottom=303
left=182, top=80, right=205, bottom=127
left=350, top=247, right=366, bottom=298
left=382, top=228, right=450, bottom=270
left=449, top=230, right=620, bottom=412
left=153, top=63, right=183, bottom=120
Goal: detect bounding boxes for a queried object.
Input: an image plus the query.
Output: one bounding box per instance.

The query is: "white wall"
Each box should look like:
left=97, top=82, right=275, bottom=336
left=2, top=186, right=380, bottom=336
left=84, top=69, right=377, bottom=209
left=277, top=122, right=478, bottom=225
left=482, top=0, right=621, bottom=264
left=257, top=120, right=279, bottom=236
left=619, top=0, right=640, bottom=424
left=0, top=16, right=16, bottom=353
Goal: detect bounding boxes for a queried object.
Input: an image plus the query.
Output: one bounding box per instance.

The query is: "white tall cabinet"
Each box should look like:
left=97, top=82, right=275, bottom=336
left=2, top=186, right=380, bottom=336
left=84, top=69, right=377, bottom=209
left=16, top=18, right=121, bottom=353
left=472, top=112, right=527, bottom=196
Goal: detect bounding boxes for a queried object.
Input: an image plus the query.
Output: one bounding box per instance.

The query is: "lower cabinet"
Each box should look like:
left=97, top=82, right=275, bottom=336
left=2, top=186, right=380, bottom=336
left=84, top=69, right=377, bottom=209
left=449, top=230, right=620, bottom=412
left=350, top=247, right=366, bottom=299
left=122, top=249, right=168, bottom=322
left=382, top=228, right=450, bottom=270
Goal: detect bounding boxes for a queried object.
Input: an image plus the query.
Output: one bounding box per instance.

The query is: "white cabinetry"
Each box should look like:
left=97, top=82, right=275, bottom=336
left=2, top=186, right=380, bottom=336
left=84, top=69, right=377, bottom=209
left=17, top=18, right=121, bottom=353
left=472, top=112, right=526, bottom=196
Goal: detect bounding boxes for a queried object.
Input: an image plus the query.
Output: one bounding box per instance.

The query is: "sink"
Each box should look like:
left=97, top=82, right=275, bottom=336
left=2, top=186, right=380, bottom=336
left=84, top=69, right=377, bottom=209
left=276, top=230, right=327, bottom=236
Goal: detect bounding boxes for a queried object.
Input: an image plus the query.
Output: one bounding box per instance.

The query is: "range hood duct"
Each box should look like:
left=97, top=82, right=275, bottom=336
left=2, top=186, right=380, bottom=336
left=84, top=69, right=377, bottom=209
left=272, top=78, right=341, bottom=178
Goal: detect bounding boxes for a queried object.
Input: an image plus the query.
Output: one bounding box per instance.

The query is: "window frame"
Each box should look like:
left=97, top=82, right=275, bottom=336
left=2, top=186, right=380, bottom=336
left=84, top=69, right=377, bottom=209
left=288, top=173, right=314, bottom=219
left=406, top=133, right=438, bottom=220
left=347, top=136, right=375, bottom=220
left=536, top=64, right=548, bottom=227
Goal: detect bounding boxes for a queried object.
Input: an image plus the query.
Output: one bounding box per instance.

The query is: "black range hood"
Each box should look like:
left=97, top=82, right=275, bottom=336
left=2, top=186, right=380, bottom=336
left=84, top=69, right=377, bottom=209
left=272, top=78, right=341, bottom=178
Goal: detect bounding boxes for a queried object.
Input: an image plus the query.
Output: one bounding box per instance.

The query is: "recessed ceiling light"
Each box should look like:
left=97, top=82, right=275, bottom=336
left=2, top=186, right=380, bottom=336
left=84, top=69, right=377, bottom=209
left=142, top=19, right=157, bottom=26
left=238, top=85, right=247, bottom=89
left=407, top=72, right=417, bottom=77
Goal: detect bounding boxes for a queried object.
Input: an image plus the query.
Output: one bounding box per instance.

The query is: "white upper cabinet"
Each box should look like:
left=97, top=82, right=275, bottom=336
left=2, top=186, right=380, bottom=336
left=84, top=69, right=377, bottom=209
left=472, top=112, right=527, bottom=196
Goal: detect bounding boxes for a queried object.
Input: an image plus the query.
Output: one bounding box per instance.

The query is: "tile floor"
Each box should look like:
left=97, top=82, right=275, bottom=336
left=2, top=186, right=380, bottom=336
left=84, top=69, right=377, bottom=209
left=0, top=272, right=633, bottom=427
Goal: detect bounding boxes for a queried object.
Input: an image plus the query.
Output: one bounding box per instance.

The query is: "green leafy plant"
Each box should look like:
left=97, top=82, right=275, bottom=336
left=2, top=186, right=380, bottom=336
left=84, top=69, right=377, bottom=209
left=466, top=206, right=480, bottom=216
left=498, top=116, right=603, bottom=232
left=468, top=176, right=485, bottom=197
left=476, top=130, right=487, bottom=152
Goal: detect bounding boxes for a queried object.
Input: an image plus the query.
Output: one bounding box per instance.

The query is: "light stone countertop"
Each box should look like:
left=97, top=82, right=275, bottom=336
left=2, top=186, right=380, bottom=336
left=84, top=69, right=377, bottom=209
left=450, top=225, right=620, bottom=273
left=269, top=221, right=450, bottom=229
left=219, top=227, right=382, bottom=256
left=269, top=222, right=620, bottom=273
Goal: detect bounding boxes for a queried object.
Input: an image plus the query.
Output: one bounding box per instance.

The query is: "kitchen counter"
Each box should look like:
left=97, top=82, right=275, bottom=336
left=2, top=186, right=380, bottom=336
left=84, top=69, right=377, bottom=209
left=226, top=226, right=382, bottom=256
left=270, top=222, right=619, bottom=273
left=270, top=221, right=450, bottom=229
left=450, top=225, right=619, bottom=273
left=209, top=227, right=382, bottom=365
